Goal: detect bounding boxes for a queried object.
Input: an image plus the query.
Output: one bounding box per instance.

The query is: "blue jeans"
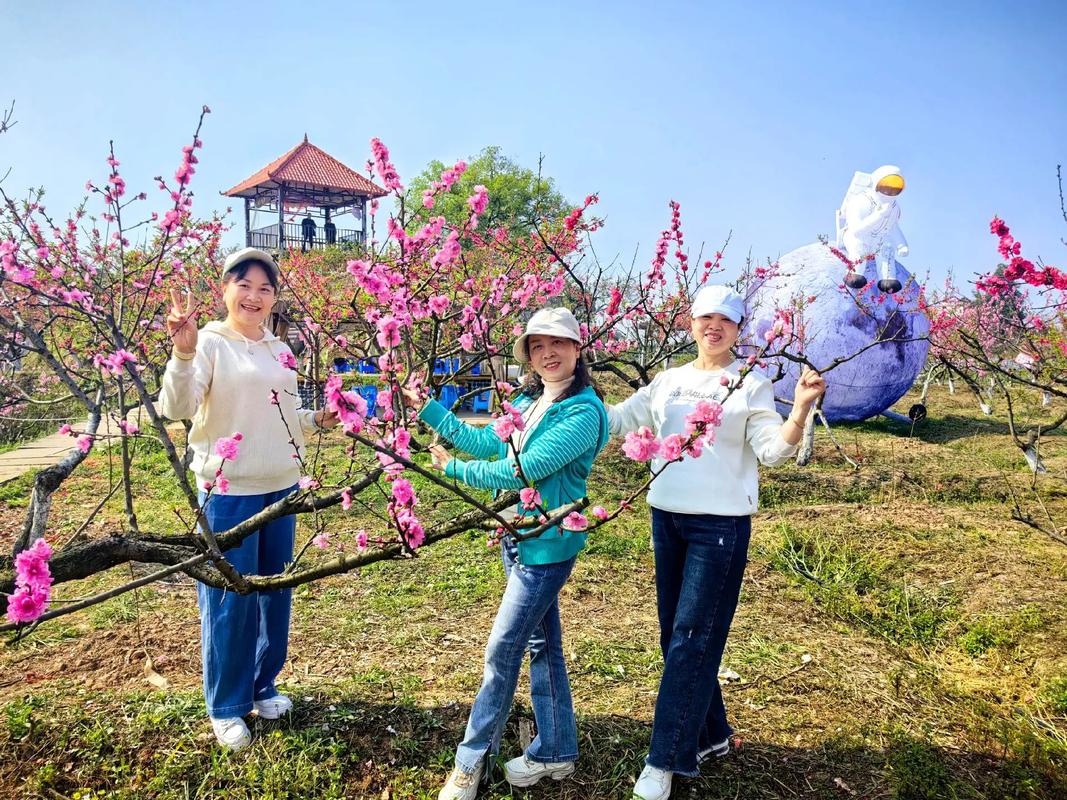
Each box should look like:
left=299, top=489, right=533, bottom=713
left=647, top=509, right=750, bottom=776
left=197, top=486, right=296, bottom=718
left=454, top=538, right=579, bottom=774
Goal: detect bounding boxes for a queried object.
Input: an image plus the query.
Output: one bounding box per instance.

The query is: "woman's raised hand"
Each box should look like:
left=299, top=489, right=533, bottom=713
left=400, top=371, right=426, bottom=409
left=166, top=288, right=198, bottom=355
left=793, top=366, right=826, bottom=409
left=427, top=444, right=451, bottom=472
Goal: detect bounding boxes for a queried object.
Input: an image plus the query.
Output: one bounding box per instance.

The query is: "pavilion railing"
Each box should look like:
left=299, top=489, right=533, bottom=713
left=248, top=223, right=365, bottom=250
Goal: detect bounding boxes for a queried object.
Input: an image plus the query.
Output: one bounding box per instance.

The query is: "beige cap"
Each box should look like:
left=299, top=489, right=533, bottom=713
left=223, top=247, right=279, bottom=280
left=512, top=307, right=582, bottom=363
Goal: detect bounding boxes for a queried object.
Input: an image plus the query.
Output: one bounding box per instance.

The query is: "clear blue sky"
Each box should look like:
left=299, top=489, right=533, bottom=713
left=4, top=0, right=1065, bottom=291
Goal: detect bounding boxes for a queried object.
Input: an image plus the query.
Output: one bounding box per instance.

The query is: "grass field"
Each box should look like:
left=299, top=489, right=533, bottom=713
left=0, top=382, right=1064, bottom=799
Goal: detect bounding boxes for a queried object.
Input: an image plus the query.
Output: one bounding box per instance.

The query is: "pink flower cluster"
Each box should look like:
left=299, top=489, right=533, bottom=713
left=278, top=351, right=297, bottom=370
left=519, top=487, right=541, bottom=510
left=214, top=432, right=243, bottom=461
left=390, top=478, right=425, bottom=549
left=467, top=185, right=489, bottom=216
left=492, top=401, right=526, bottom=442
left=422, top=160, right=468, bottom=209
left=621, top=401, right=724, bottom=465
left=763, top=310, right=794, bottom=344
left=101, top=348, right=138, bottom=375
left=562, top=511, right=588, bottom=531
left=976, top=217, right=1065, bottom=295
left=6, top=538, right=54, bottom=625
left=370, top=138, right=403, bottom=192
left=324, top=375, right=369, bottom=434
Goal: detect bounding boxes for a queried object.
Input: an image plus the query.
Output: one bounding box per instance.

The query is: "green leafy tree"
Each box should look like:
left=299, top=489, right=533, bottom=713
left=405, top=146, right=570, bottom=232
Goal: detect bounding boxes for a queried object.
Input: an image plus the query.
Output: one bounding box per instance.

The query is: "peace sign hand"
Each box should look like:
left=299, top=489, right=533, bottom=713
left=167, top=288, right=199, bottom=355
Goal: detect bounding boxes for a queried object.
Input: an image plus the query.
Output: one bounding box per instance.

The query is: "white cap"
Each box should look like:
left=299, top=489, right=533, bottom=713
left=690, top=285, right=745, bottom=323
left=223, top=247, right=279, bottom=281
left=512, top=307, right=582, bottom=363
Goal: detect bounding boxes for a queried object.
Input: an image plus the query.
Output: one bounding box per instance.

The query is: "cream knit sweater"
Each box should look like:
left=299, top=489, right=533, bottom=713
left=159, top=321, right=319, bottom=495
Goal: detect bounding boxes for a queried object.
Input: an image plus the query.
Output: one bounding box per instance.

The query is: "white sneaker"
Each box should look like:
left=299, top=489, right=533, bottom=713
left=633, top=764, right=672, bottom=800
left=438, top=763, right=483, bottom=800
left=211, top=716, right=251, bottom=750
left=504, top=753, right=576, bottom=786
left=253, top=694, right=293, bottom=720
left=696, top=736, right=730, bottom=763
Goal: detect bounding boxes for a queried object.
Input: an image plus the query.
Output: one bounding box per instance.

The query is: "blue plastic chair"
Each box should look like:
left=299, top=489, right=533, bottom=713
left=471, top=389, right=491, bottom=413
left=438, top=384, right=460, bottom=410
left=358, top=358, right=378, bottom=374
left=333, top=358, right=352, bottom=374
left=450, top=357, right=461, bottom=373
left=469, top=361, right=482, bottom=376
left=433, top=358, right=447, bottom=375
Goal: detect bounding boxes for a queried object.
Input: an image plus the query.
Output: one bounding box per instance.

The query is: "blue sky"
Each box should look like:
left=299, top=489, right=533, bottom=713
left=3, top=0, right=1064, bottom=291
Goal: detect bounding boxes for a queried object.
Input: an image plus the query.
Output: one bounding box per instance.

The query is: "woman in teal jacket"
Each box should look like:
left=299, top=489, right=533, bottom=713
left=407, top=307, right=609, bottom=800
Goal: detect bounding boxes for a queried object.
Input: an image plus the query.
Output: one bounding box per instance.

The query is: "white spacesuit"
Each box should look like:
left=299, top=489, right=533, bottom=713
left=835, top=165, right=909, bottom=293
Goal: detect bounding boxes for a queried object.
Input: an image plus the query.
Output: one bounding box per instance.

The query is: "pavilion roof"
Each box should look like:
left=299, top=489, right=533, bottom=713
left=223, top=135, right=388, bottom=200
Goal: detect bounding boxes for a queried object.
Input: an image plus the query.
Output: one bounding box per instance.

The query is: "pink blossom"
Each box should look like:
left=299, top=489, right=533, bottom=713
left=392, top=478, right=416, bottom=506
left=427, top=295, right=451, bottom=316
left=376, top=315, right=402, bottom=349
left=5, top=587, right=47, bottom=624
left=299, top=475, right=320, bottom=490
left=659, top=433, right=687, bottom=461
left=14, top=553, right=53, bottom=592
left=341, top=487, right=353, bottom=511
left=214, top=434, right=242, bottom=461
left=313, top=532, right=331, bottom=549
left=622, top=426, right=660, bottom=462
left=278, top=351, right=297, bottom=370
left=467, top=185, right=489, bottom=215
left=719, top=375, right=730, bottom=386
left=590, top=505, right=609, bottom=520
left=58, top=424, right=72, bottom=436
left=458, top=332, right=475, bottom=352
left=355, top=530, right=368, bottom=550
left=562, top=511, right=588, bottom=531
left=493, top=415, right=517, bottom=441
left=216, top=476, right=230, bottom=494
left=75, top=435, right=93, bottom=454
left=519, top=487, right=542, bottom=510
left=324, top=375, right=368, bottom=433
left=685, top=401, right=724, bottom=436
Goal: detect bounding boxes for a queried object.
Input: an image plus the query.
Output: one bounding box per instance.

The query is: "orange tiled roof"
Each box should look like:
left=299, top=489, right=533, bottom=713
left=223, top=136, right=387, bottom=198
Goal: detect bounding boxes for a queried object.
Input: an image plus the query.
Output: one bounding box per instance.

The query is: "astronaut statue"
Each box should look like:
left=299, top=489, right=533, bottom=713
left=835, top=165, right=908, bottom=293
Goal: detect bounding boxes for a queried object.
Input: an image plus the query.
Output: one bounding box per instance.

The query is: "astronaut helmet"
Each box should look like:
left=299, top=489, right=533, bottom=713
left=871, top=165, right=905, bottom=197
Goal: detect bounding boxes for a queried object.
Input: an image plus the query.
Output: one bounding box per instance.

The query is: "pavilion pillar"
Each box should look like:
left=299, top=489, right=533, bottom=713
left=243, top=198, right=251, bottom=247
left=277, top=184, right=285, bottom=250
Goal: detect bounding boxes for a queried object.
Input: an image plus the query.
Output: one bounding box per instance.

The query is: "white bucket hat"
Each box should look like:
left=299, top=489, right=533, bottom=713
left=223, top=247, right=279, bottom=281
left=512, top=307, right=582, bottom=363
left=690, top=285, right=745, bottom=324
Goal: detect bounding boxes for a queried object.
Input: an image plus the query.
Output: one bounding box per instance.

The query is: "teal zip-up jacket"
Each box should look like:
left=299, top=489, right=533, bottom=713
left=418, top=385, right=610, bottom=565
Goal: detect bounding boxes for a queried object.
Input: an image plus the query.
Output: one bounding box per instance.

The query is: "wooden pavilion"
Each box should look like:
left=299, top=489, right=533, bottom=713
left=223, top=135, right=387, bottom=252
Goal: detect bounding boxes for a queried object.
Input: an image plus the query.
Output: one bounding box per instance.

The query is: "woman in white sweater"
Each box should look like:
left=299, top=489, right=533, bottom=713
left=160, top=247, right=338, bottom=750
left=609, top=285, right=825, bottom=800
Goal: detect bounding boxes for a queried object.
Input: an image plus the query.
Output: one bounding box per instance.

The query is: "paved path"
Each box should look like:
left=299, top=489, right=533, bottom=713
left=0, top=416, right=125, bottom=485
left=0, top=410, right=490, bottom=485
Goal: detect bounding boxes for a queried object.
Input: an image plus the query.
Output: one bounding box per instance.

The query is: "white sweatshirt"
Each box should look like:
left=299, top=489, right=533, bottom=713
left=607, top=362, right=796, bottom=516
left=159, top=321, right=319, bottom=495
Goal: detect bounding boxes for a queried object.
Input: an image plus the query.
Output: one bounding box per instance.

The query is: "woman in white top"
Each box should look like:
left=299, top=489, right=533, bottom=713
left=608, top=285, right=825, bottom=800
left=160, top=247, right=338, bottom=750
